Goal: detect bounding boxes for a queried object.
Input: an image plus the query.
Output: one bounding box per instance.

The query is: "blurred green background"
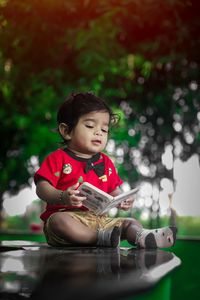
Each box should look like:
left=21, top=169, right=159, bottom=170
left=0, top=0, right=200, bottom=237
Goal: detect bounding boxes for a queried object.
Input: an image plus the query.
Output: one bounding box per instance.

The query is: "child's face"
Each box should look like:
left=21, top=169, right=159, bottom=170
left=67, top=111, right=110, bottom=157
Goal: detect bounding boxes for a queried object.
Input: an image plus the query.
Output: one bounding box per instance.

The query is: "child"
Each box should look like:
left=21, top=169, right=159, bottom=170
left=34, top=92, right=176, bottom=248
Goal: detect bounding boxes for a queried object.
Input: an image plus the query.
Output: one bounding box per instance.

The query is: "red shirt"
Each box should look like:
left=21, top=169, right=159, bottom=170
left=34, top=148, right=123, bottom=221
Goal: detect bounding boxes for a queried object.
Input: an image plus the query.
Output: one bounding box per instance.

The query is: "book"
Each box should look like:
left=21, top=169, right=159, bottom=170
left=78, top=182, right=139, bottom=215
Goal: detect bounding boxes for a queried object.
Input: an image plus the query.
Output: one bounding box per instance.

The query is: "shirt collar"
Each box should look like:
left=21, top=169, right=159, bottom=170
left=63, top=147, right=101, bottom=163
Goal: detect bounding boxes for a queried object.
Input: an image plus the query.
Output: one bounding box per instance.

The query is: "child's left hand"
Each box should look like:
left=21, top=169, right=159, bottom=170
left=117, top=197, right=134, bottom=211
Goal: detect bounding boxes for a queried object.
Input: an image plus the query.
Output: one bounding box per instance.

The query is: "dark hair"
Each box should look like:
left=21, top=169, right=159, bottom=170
left=57, top=92, right=119, bottom=133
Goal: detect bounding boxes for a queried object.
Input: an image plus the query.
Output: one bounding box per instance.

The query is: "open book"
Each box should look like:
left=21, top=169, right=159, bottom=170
left=78, top=182, right=139, bottom=215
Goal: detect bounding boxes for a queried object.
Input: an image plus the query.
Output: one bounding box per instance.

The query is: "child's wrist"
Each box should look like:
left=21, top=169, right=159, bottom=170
left=59, top=190, right=64, bottom=204
left=59, top=190, right=68, bottom=204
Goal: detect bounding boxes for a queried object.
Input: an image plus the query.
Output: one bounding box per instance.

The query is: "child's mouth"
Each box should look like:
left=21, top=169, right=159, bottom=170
left=92, top=140, right=102, bottom=145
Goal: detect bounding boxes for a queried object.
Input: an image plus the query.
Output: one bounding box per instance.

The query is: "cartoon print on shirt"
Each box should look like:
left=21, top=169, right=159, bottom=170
left=63, top=163, right=72, bottom=174
left=99, top=174, right=108, bottom=182
left=54, top=171, right=61, bottom=177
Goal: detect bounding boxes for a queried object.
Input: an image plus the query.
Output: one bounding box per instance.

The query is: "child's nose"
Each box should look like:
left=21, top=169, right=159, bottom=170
left=94, top=128, right=102, bottom=135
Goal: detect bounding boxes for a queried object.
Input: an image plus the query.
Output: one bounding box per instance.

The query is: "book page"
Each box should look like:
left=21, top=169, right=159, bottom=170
left=78, top=182, right=113, bottom=214
left=78, top=182, right=139, bottom=215
left=101, top=187, right=139, bottom=214
left=114, top=187, right=139, bottom=202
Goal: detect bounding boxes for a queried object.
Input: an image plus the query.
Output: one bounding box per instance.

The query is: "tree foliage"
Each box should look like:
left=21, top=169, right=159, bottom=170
left=0, top=0, right=200, bottom=208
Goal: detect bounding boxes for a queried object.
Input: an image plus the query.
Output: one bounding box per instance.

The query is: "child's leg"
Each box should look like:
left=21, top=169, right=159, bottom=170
left=46, top=212, right=120, bottom=247
left=49, top=212, right=97, bottom=245
left=121, top=218, right=177, bottom=249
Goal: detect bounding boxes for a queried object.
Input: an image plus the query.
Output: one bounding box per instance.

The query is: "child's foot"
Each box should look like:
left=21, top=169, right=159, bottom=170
left=97, top=226, right=120, bottom=248
left=135, top=226, right=177, bottom=249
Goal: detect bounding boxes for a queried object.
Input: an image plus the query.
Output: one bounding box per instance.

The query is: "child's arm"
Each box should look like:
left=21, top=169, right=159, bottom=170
left=36, top=179, right=86, bottom=206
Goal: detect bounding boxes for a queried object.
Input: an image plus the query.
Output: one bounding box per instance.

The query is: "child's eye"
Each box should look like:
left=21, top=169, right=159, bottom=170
left=85, top=125, right=94, bottom=129
left=102, top=128, right=109, bottom=133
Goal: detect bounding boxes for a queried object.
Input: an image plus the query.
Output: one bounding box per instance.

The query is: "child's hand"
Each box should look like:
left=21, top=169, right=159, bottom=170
left=117, top=197, right=135, bottom=211
left=64, top=182, right=86, bottom=207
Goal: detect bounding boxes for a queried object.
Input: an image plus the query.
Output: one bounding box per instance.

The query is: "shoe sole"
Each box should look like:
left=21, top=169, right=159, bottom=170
left=144, top=232, right=157, bottom=249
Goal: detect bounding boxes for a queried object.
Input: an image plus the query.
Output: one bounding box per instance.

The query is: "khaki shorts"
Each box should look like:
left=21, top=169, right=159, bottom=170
left=43, top=211, right=124, bottom=247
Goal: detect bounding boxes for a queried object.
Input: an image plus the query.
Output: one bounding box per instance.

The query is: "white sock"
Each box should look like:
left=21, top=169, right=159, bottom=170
left=97, top=227, right=120, bottom=248
left=135, top=226, right=177, bottom=249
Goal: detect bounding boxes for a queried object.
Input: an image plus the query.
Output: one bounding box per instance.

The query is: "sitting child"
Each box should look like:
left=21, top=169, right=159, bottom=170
left=34, top=92, right=177, bottom=248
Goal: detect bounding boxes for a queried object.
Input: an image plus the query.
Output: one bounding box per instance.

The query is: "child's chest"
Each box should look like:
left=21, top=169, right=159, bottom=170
left=56, top=160, right=110, bottom=193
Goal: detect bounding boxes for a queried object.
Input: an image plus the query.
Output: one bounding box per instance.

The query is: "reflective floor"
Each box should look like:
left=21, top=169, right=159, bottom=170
left=0, top=241, right=181, bottom=300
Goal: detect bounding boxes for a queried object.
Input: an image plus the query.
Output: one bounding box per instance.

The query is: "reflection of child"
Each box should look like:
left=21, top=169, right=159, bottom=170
left=34, top=92, right=177, bottom=248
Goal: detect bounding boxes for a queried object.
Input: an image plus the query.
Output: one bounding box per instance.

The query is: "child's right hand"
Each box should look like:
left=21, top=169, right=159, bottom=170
left=64, top=182, right=86, bottom=207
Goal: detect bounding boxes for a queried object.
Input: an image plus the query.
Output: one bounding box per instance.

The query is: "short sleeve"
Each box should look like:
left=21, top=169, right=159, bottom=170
left=34, top=150, right=63, bottom=188
left=104, top=154, right=123, bottom=193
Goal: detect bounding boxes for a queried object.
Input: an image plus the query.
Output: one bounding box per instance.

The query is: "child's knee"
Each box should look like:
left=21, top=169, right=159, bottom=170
left=122, top=218, right=142, bottom=230
left=49, top=212, right=72, bottom=232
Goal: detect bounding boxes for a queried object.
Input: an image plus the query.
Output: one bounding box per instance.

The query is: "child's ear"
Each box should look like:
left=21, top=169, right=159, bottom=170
left=58, top=123, right=72, bottom=141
